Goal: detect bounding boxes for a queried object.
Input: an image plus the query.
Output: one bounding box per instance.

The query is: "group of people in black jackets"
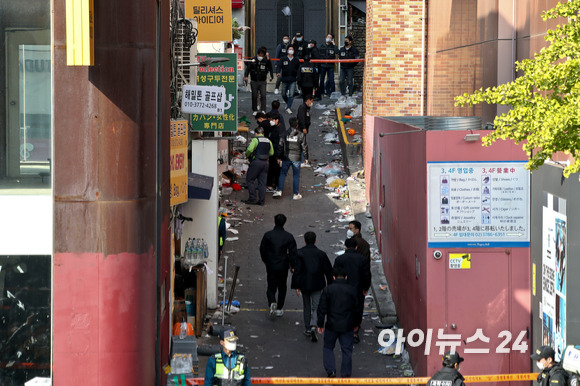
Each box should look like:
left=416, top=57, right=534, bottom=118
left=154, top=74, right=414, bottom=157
left=244, top=32, right=361, bottom=116
left=259, top=214, right=371, bottom=378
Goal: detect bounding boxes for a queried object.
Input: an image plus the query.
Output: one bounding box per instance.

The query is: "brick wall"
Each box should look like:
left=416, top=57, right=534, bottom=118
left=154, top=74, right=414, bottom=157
left=363, top=0, right=425, bottom=172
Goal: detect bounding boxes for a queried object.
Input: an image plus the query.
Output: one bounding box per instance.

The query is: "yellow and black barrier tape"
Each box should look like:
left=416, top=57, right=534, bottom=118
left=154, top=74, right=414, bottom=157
left=185, top=372, right=538, bottom=384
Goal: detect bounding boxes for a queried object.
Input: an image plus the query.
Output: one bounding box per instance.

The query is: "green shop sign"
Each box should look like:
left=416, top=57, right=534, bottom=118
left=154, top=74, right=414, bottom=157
left=191, top=53, right=237, bottom=132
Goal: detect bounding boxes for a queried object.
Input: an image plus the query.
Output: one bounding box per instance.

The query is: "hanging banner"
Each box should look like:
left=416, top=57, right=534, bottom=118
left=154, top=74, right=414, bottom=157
left=190, top=53, right=237, bottom=132
left=184, top=0, right=232, bottom=42
left=170, top=120, right=188, bottom=206
left=541, top=193, right=567, bottom=361
left=427, top=161, right=530, bottom=248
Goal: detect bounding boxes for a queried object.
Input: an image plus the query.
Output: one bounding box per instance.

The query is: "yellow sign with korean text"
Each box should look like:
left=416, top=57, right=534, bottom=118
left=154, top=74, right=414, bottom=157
left=449, top=253, right=471, bottom=269
left=170, top=120, right=188, bottom=206
left=184, top=0, right=232, bottom=42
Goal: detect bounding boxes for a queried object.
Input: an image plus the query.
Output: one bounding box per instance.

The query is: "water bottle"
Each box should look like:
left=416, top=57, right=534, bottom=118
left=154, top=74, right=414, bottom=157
left=203, top=240, right=208, bottom=259
left=195, top=239, right=202, bottom=260
left=179, top=318, right=187, bottom=339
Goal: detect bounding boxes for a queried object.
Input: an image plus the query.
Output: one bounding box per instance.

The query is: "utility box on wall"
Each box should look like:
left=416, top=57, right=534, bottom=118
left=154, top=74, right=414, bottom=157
left=369, top=117, right=531, bottom=384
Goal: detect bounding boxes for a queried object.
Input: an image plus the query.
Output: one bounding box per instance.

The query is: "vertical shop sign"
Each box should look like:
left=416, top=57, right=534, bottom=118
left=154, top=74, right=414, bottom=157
left=427, top=161, right=530, bottom=247
left=191, top=53, right=237, bottom=132
left=541, top=193, right=567, bottom=360
left=170, top=120, right=188, bottom=206
left=184, top=0, right=232, bottom=42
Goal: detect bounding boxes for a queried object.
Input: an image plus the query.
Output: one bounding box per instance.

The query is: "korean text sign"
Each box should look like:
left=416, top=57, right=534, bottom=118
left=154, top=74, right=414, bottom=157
left=191, top=53, right=237, bottom=132
left=182, top=85, right=226, bottom=115
left=170, top=120, right=188, bottom=206
left=184, top=0, right=232, bottom=42
left=427, top=161, right=530, bottom=248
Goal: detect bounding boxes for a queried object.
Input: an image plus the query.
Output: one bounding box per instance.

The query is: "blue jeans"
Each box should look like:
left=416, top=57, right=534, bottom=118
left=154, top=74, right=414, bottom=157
left=319, top=66, right=335, bottom=95
left=340, top=67, right=354, bottom=96
left=323, top=329, right=354, bottom=377
left=277, top=160, right=300, bottom=195
left=281, top=81, right=296, bottom=109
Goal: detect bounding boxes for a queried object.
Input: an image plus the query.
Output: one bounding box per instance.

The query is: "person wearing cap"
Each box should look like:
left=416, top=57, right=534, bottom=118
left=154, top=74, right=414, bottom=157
left=243, top=127, right=274, bottom=206
left=426, top=351, right=465, bottom=386
left=204, top=329, right=251, bottom=386
left=531, top=345, right=569, bottom=386
left=244, top=47, right=273, bottom=115
left=297, top=52, right=318, bottom=102
left=318, top=33, right=337, bottom=98
left=274, top=35, right=291, bottom=95
left=292, top=32, right=308, bottom=60
left=339, top=35, right=361, bottom=97
left=277, top=46, right=300, bottom=114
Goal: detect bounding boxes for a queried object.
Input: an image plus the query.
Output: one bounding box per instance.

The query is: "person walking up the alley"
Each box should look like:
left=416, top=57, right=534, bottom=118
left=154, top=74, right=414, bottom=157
left=266, top=112, right=284, bottom=193
left=317, top=267, right=361, bottom=378
left=333, top=237, right=370, bottom=343
left=531, top=346, right=569, bottom=386
left=244, top=47, right=273, bottom=115
left=318, top=33, right=337, bottom=97
left=274, top=35, right=291, bottom=95
left=339, top=35, right=360, bottom=97
left=348, top=220, right=370, bottom=263
left=243, top=127, right=273, bottom=206
left=297, top=53, right=318, bottom=101
left=260, top=213, right=298, bottom=318
left=204, top=329, right=251, bottom=386
left=277, top=45, right=300, bottom=114
left=273, top=117, right=308, bottom=200
left=426, top=351, right=465, bottom=386
left=292, top=231, right=333, bottom=342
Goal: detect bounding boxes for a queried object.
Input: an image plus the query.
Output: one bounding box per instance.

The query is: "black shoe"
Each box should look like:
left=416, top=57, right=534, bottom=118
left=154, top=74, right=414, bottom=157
left=327, top=372, right=336, bottom=378
left=250, top=201, right=265, bottom=206
left=310, top=327, right=318, bottom=342
left=303, top=330, right=312, bottom=337
left=241, top=199, right=257, bottom=205
left=353, top=333, right=360, bottom=344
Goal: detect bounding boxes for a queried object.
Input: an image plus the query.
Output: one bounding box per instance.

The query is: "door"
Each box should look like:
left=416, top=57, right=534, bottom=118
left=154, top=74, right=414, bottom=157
left=446, top=251, right=511, bottom=381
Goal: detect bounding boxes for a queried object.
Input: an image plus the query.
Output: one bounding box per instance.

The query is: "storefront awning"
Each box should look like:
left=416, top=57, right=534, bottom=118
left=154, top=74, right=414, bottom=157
left=188, top=173, right=214, bottom=200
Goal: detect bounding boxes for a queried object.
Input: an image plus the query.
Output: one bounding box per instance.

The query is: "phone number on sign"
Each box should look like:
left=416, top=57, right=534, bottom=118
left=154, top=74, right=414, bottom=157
left=378, top=328, right=528, bottom=355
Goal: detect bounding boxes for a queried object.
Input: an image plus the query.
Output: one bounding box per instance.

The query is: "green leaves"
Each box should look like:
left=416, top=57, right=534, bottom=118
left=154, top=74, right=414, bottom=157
left=454, top=0, right=580, bottom=179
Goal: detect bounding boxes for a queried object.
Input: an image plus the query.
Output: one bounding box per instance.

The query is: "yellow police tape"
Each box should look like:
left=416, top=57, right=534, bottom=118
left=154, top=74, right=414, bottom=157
left=186, top=373, right=538, bottom=384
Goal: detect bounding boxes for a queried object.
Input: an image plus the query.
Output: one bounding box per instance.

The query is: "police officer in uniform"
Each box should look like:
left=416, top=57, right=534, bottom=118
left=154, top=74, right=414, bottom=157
left=532, top=346, right=570, bottom=386
left=292, top=32, right=308, bottom=59
left=244, top=47, right=273, bottom=115
left=274, top=35, right=291, bottom=95
left=426, top=351, right=466, bottom=386
left=318, top=33, right=337, bottom=97
left=243, top=127, right=274, bottom=205
left=297, top=53, right=318, bottom=101
left=339, top=35, right=361, bottom=97
left=204, top=329, right=251, bottom=386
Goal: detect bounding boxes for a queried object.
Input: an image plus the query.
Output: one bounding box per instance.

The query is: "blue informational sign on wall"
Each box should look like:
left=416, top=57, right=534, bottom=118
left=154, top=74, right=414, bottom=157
left=427, top=161, right=530, bottom=248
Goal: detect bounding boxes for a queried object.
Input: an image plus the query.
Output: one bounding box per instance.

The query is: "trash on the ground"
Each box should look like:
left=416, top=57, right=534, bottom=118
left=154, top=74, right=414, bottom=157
left=330, top=92, right=342, bottom=100
left=315, top=163, right=343, bottom=176
left=323, top=133, right=339, bottom=143
left=235, top=135, right=247, bottom=144
left=380, top=285, right=387, bottom=290
left=226, top=237, right=239, bottom=241
left=335, top=250, right=345, bottom=256
left=351, top=104, right=363, bottom=118
left=227, top=228, right=239, bottom=234
left=330, top=149, right=342, bottom=157
left=346, top=97, right=357, bottom=107
left=378, top=346, right=397, bottom=355
left=272, top=354, right=281, bottom=358
left=265, top=366, right=274, bottom=370
left=314, top=103, right=327, bottom=109
left=322, top=110, right=333, bottom=116
left=328, top=178, right=346, bottom=188
left=250, top=335, right=259, bottom=338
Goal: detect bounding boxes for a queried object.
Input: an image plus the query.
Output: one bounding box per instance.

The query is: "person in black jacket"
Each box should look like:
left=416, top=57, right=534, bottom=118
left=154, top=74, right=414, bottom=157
left=318, top=33, right=337, bottom=98
left=348, top=220, right=370, bottom=263
left=292, top=32, right=308, bottom=60
left=265, top=112, right=284, bottom=192
left=317, top=267, right=361, bottom=378
left=339, top=35, right=361, bottom=97
left=274, top=35, right=291, bottom=95
left=426, top=351, right=465, bottom=386
left=297, top=54, right=318, bottom=101
left=244, top=47, right=273, bottom=115
left=531, top=346, right=569, bottom=386
left=333, top=237, right=371, bottom=343
left=292, top=232, right=333, bottom=342
left=277, top=48, right=300, bottom=114
left=260, top=214, right=298, bottom=318
left=297, top=95, right=313, bottom=134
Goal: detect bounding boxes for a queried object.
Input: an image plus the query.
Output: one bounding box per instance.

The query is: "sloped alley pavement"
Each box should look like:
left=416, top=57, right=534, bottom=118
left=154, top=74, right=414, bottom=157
left=194, top=87, right=409, bottom=383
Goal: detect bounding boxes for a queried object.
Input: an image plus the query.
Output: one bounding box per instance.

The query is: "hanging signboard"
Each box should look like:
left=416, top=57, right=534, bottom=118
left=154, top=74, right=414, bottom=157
left=170, top=120, right=188, bottom=206
left=181, top=85, right=226, bottom=115
left=184, top=0, right=232, bottom=42
left=190, top=53, right=237, bottom=132
left=427, top=161, right=530, bottom=248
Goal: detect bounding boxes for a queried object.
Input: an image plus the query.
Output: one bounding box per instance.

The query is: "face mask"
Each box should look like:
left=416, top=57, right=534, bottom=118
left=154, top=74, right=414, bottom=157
left=283, top=39, right=290, bottom=44
left=297, top=37, right=303, bottom=42
left=224, top=341, right=237, bottom=351
left=345, top=40, right=350, bottom=46
left=347, top=230, right=354, bottom=238
left=309, top=44, right=314, bottom=49
left=257, top=56, right=263, bottom=61
left=326, top=38, right=332, bottom=43
left=288, top=50, right=294, bottom=55
left=536, top=361, right=544, bottom=371
left=269, top=121, right=276, bottom=126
